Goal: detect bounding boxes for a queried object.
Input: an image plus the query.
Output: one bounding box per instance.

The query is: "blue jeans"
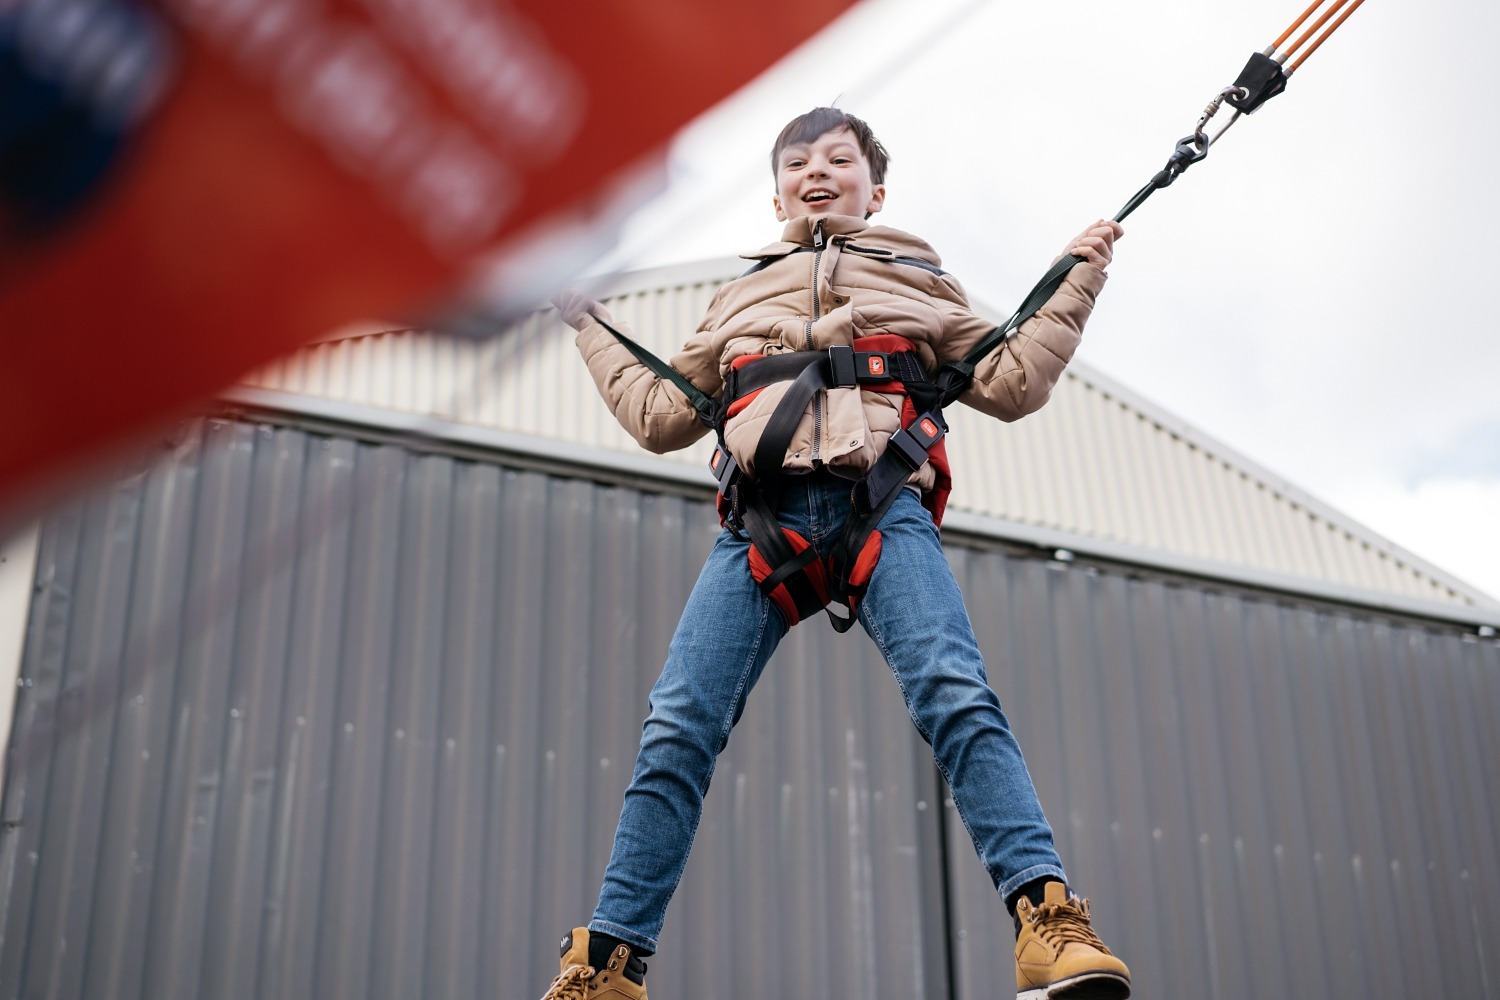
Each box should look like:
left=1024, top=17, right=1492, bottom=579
left=590, top=475, right=1065, bottom=953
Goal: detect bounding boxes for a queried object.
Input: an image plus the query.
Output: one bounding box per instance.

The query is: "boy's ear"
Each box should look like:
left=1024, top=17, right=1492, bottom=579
left=773, top=193, right=788, bottom=222
left=865, top=184, right=886, bottom=217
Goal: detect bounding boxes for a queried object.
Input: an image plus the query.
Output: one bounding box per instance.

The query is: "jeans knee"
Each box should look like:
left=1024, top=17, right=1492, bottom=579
left=910, top=674, right=1007, bottom=743
left=639, top=706, right=721, bottom=781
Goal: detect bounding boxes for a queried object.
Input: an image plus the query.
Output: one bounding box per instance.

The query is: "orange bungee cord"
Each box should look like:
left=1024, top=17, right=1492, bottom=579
left=1115, top=0, right=1370, bottom=221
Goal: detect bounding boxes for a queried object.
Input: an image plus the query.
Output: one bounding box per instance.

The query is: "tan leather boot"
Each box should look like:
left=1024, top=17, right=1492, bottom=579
left=538, top=927, right=649, bottom=1000
left=1014, top=882, right=1131, bottom=999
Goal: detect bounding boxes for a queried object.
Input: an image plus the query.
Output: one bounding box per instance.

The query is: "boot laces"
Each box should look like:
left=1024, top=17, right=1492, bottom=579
left=1030, top=898, right=1113, bottom=955
left=540, top=963, right=595, bottom=1000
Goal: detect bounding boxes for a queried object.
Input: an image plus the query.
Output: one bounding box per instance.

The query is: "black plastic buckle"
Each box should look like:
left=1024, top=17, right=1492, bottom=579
left=709, top=445, right=740, bottom=492
left=827, top=344, right=857, bottom=387
left=888, top=411, right=945, bottom=469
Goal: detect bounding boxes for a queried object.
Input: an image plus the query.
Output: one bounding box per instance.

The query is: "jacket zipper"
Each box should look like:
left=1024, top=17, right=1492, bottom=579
left=808, top=219, right=824, bottom=464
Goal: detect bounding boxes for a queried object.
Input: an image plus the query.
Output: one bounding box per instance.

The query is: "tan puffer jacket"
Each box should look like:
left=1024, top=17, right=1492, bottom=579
left=576, top=214, right=1107, bottom=491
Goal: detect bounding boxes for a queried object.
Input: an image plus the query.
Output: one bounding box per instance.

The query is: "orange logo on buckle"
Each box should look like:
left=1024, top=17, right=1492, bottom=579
left=868, top=356, right=886, bottom=377
left=919, top=418, right=939, bottom=438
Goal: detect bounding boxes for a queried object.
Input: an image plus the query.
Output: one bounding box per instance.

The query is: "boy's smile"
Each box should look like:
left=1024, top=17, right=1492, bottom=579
left=773, top=128, right=886, bottom=222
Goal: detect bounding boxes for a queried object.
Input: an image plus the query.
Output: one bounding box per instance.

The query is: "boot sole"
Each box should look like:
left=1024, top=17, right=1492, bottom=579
left=1017, top=970, right=1131, bottom=1000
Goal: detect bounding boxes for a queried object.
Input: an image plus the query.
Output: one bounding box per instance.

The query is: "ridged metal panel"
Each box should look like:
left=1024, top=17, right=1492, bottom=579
left=4, top=414, right=1499, bottom=1000
left=238, top=260, right=1496, bottom=614
left=0, top=526, right=37, bottom=762
left=0, top=418, right=952, bottom=1000
left=944, top=562, right=1500, bottom=1000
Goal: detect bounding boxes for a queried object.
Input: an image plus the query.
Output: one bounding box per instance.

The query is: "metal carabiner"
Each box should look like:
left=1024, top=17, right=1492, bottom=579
left=1150, top=85, right=1246, bottom=190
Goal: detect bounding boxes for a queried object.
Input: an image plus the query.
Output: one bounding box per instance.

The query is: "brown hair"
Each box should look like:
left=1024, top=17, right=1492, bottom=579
left=770, top=107, right=890, bottom=185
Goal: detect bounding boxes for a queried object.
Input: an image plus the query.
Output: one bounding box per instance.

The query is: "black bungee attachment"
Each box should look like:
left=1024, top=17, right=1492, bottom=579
left=1115, top=0, right=1365, bottom=224
left=1226, top=52, right=1290, bottom=115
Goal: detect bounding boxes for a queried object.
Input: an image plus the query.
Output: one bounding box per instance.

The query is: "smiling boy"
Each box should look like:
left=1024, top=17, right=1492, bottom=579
left=544, top=107, right=1128, bottom=1000
left=774, top=121, right=886, bottom=219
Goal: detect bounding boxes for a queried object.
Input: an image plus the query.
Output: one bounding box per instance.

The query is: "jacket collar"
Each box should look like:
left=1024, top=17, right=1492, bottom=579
left=740, top=215, right=943, bottom=266
left=778, top=214, right=870, bottom=245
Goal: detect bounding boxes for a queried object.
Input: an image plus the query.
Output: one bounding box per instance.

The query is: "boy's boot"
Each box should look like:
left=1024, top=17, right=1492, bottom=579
left=538, top=927, right=649, bottom=1000
left=1014, top=881, right=1131, bottom=999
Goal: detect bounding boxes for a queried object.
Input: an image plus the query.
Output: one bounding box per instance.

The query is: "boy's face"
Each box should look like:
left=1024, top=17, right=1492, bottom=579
left=773, top=128, right=885, bottom=223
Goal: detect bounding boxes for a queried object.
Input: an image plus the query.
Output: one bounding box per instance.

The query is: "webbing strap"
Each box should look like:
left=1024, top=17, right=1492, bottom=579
left=726, top=346, right=925, bottom=403
left=752, top=361, right=828, bottom=492
left=589, top=312, right=718, bottom=424
left=729, top=352, right=822, bottom=398
left=854, top=411, right=945, bottom=518
left=936, top=254, right=1085, bottom=406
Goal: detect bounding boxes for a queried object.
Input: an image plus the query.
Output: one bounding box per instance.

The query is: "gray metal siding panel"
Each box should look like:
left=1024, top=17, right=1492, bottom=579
left=3, top=416, right=1499, bottom=1000
left=198, top=424, right=305, bottom=1000
left=941, top=561, right=1500, bottom=1000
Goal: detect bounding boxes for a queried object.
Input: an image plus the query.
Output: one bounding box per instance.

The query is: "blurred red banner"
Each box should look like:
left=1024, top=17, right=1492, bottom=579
left=0, top=0, right=856, bottom=516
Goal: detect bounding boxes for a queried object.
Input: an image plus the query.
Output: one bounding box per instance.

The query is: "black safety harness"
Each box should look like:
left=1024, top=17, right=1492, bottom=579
left=588, top=219, right=1068, bottom=632
left=583, top=1, right=1362, bottom=631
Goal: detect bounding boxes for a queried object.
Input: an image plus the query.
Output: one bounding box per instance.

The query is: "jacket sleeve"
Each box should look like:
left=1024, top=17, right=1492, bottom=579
left=573, top=294, right=725, bottom=454
left=938, top=261, right=1107, bottom=422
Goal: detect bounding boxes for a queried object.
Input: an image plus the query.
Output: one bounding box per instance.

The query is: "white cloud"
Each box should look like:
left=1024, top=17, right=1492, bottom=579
left=1333, top=478, right=1500, bottom=602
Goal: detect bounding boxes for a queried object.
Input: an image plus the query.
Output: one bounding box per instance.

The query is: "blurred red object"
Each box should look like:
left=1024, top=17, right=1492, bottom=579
left=0, top=0, right=856, bottom=517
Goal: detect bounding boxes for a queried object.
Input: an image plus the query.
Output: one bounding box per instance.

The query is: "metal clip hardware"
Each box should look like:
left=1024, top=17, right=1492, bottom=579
left=827, top=345, right=857, bottom=387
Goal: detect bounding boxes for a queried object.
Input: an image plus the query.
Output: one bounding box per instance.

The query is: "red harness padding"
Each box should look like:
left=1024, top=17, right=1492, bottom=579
left=716, top=334, right=953, bottom=630
left=746, top=526, right=885, bottom=628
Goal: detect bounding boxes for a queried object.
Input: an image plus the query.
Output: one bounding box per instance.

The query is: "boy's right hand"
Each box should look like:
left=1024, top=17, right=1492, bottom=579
left=551, top=289, right=611, bottom=332
left=1064, top=220, right=1124, bottom=270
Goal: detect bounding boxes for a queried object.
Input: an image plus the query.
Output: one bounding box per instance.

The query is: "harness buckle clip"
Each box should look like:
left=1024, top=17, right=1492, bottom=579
left=909, top=411, right=946, bottom=449
left=888, top=411, right=945, bottom=470
left=709, top=444, right=740, bottom=492
left=827, top=344, right=857, bottom=387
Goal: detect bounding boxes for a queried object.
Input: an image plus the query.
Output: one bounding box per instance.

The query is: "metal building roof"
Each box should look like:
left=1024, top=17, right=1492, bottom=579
left=235, top=258, right=1500, bottom=620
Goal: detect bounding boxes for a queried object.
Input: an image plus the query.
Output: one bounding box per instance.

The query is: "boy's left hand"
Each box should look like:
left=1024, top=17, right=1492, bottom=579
left=1066, top=220, right=1124, bottom=269
left=552, top=289, right=611, bottom=331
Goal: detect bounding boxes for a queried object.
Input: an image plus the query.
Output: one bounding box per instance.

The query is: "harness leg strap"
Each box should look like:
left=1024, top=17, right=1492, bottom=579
left=743, top=496, right=829, bottom=625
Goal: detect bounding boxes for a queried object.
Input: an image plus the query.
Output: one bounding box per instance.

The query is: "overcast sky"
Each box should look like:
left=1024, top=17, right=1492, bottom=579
left=584, top=0, right=1500, bottom=604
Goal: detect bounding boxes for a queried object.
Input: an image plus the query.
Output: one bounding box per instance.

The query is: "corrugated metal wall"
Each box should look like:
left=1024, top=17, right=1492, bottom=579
left=3, top=414, right=1497, bottom=1000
